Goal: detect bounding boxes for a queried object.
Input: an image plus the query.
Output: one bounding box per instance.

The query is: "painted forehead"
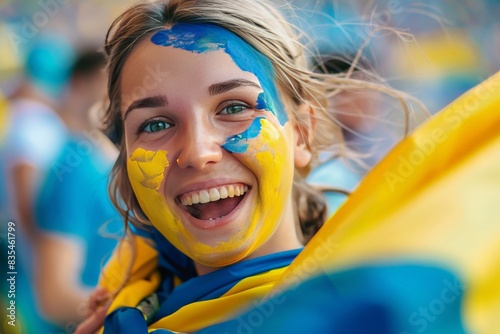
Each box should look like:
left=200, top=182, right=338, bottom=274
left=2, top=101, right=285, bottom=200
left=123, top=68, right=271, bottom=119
left=151, top=23, right=287, bottom=125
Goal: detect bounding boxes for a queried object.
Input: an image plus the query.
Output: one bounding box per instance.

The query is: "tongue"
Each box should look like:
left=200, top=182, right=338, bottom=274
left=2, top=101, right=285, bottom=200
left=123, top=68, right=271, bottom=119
left=186, top=196, right=243, bottom=220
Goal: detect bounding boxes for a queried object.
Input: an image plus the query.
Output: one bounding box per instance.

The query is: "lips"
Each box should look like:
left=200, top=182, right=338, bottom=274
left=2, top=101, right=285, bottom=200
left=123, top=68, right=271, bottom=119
left=178, top=184, right=249, bottom=220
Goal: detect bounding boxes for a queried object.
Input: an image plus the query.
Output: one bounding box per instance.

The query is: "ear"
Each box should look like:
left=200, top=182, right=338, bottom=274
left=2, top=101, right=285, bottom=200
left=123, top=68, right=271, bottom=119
left=293, top=103, right=316, bottom=174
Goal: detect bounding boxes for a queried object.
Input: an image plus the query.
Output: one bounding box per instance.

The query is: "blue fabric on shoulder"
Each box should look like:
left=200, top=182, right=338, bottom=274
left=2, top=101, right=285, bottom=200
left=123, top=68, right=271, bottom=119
left=200, top=263, right=467, bottom=334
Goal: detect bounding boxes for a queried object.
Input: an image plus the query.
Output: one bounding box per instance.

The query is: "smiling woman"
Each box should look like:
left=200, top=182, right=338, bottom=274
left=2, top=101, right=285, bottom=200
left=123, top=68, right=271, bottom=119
left=73, top=0, right=436, bottom=333
left=120, top=22, right=306, bottom=270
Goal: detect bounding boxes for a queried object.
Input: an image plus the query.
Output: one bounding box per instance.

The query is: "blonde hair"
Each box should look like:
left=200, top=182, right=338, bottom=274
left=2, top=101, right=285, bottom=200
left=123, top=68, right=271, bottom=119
left=103, top=0, right=421, bottom=243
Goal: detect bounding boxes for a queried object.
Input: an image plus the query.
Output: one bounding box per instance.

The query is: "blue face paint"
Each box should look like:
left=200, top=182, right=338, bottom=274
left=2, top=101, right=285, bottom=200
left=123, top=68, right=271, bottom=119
left=222, top=117, right=263, bottom=153
left=151, top=23, right=288, bottom=125
left=256, top=92, right=273, bottom=112
left=151, top=27, right=224, bottom=53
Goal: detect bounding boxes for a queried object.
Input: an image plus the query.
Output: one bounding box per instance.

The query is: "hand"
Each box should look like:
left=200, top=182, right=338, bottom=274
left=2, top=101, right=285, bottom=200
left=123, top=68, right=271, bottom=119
left=74, top=287, right=111, bottom=334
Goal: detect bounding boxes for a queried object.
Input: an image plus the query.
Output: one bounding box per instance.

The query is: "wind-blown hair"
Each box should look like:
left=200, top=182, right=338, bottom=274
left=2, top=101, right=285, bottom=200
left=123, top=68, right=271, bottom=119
left=103, top=0, right=417, bottom=243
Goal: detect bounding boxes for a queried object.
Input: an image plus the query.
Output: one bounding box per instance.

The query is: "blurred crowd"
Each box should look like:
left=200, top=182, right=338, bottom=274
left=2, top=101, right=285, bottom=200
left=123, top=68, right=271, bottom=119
left=0, top=0, right=498, bottom=333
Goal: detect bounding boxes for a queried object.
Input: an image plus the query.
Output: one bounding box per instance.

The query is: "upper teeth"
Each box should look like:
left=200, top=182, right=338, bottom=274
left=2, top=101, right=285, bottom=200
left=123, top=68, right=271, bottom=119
left=180, top=184, right=249, bottom=206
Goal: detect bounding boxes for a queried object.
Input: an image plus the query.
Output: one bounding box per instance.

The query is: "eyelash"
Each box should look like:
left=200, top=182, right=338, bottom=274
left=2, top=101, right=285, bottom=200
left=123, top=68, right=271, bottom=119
left=218, top=100, right=254, bottom=115
left=137, top=117, right=172, bottom=135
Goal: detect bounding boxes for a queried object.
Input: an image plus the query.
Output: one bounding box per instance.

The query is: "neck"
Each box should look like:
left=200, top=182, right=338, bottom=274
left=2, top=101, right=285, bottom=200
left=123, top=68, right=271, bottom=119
left=195, top=201, right=303, bottom=276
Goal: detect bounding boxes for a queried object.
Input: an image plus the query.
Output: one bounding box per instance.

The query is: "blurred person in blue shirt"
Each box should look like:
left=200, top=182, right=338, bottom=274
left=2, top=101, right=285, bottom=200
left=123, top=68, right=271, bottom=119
left=1, top=34, right=73, bottom=241
left=0, top=32, right=75, bottom=334
left=0, top=40, right=121, bottom=333
left=29, top=49, right=122, bottom=333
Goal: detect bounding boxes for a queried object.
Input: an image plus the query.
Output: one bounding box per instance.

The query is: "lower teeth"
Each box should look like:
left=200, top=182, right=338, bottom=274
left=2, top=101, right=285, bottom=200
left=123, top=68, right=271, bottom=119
left=208, top=215, right=225, bottom=221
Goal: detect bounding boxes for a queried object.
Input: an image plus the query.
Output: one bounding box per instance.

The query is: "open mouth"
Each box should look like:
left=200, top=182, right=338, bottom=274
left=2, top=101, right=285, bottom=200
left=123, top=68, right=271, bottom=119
left=178, top=184, right=249, bottom=220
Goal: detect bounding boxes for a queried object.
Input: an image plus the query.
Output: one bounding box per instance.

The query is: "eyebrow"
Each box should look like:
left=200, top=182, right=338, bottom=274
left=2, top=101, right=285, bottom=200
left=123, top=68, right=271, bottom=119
left=123, top=79, right=260, bottom=119
left=124, top=95, right=168, bottom=120
left=208, top=79, right=261, bottom=96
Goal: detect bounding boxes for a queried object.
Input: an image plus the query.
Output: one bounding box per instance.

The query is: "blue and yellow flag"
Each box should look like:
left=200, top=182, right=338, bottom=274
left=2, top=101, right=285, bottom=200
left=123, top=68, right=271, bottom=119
left=274, top=70, right=500, bottom=333
left=99, top=71, right=500, bottom=333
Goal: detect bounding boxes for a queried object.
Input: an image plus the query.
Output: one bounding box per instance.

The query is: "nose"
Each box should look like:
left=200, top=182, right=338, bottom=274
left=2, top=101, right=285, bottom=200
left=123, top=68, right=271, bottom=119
left=176, top=120, right=223, bottom=170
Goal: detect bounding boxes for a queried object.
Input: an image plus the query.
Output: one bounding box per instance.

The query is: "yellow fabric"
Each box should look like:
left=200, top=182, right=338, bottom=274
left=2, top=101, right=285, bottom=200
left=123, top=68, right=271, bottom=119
left=149, top=267, right=286, bottom=333
left=275, top=71, right=500, bottom=334
left=98, top=234, right=160, bottom=334
left=99, top=234, right=158, bottom=293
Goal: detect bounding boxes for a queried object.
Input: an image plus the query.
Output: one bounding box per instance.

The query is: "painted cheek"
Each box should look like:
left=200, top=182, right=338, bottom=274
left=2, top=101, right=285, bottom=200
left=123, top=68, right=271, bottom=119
left=126, top=148, right=190, bottom=253
left=126, top=148, right=178, bottom=233
left=224, top=118, right=294, bottom=255
left=127, top=148, right=169, bottom=190
left=251, top=119, right=294, bottom=250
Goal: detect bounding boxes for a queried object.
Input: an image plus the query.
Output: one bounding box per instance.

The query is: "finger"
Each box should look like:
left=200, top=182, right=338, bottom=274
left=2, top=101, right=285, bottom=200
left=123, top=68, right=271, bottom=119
left=74, top=305, right=108, bottom=334
left=87, top=287, right=111, bottom=317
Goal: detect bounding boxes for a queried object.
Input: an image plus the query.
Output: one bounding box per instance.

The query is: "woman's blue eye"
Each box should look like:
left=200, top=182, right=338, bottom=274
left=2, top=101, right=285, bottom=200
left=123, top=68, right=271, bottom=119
left=142, top=121, right=170, bottom=133
left=221, top=104, right=247, bottom=115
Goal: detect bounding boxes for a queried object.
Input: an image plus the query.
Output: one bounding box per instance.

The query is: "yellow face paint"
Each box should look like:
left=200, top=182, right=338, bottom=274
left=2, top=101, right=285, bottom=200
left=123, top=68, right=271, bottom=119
left=128, top=148, right=169, bottom=190
left=127, top=148, right=194, bottom=259
left=126, top=117, right=295, bottom=267
left=203, top=117, right=295, bottom=263
left=231, top=118, right=295, bottom=257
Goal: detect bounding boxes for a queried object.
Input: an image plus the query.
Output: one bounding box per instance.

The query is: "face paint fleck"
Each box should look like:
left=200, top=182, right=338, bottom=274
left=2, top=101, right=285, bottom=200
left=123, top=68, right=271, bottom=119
left=222, top=117, right=263, bottom=153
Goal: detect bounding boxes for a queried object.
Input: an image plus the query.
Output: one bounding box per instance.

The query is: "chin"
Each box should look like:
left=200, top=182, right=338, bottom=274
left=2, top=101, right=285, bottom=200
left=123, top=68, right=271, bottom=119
left=190, top=237, right=254, bottom=268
